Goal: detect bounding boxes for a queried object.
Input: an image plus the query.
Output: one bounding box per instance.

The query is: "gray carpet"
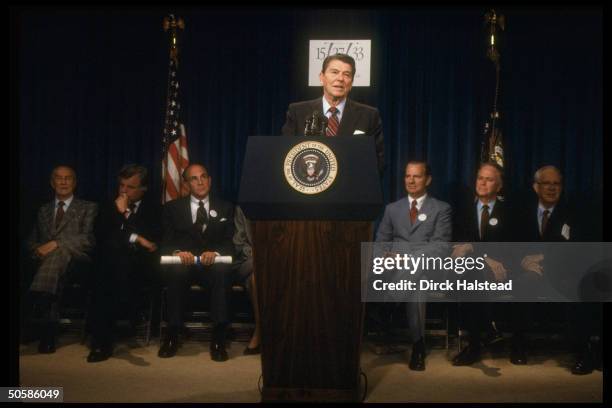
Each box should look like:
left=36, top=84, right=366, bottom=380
left=19, top=337, right=603, bottom=403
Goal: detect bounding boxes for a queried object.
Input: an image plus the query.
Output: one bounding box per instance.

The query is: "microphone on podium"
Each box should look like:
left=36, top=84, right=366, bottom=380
left=304, top=111, right=328, bottom=137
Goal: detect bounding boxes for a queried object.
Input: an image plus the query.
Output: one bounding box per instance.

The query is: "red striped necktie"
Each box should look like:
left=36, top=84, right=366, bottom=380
left=326, top=106, right=339, bottom=137
left=410, top=199, right=418, bottom=224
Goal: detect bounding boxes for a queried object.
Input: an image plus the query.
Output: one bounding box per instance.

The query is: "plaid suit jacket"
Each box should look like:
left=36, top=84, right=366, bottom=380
left=27, top=198, right=98, bottom=294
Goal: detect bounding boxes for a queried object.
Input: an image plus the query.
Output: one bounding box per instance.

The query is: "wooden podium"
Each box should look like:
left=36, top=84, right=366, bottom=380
left=239, top=136, right=382, bottom=402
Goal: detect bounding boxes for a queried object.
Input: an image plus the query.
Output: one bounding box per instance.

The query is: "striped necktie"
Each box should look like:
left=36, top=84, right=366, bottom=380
left=326, top=106, right=339, bottom=136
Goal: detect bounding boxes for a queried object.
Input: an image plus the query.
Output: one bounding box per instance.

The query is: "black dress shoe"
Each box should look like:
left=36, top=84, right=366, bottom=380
left=158, top=335, right=179, bottom=358
left=483, top=328, right=504, bottom=347
left=87, top=346, right=113, bottom=363
left=572, top=343, right=594, bottom=375
left=409, top=348, right=426, bottom=371
left=243, top=345, right=261, bottom=355
left=452, top=344, right=481, bottom=366
left=409, top=339, right=426, bottom=371
left=210, top=341, right=228, bottom=362
left=510, top=348, right=528, bottom=365
left=38, top=340, right=56, bottom=354
left=572, top=355, right=594, bottom=375
left=38, top=322, right=57, bottom=354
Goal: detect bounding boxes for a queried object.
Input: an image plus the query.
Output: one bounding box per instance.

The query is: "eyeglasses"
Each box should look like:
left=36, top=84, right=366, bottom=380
left=53, top=176, right=74, bottom=182
left=537, top=182, right=561, bottom=188
left=186, top=175, right=209, bottom=182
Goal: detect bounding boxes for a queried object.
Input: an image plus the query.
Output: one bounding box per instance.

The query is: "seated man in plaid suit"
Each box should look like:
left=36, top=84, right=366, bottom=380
left=26, top=165, right=98, bottom=353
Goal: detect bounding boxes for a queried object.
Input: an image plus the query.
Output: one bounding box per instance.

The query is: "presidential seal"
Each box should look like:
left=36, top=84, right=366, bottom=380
left=284, top=141, right=338, bottom=195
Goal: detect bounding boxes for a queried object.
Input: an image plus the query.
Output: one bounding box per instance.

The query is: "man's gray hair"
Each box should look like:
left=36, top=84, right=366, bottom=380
left=534, top=165, right=563, bottom=183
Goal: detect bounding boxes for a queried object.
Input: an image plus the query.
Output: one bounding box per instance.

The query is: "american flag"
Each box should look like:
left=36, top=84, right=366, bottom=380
left=161, top=53, right=190, bottom=204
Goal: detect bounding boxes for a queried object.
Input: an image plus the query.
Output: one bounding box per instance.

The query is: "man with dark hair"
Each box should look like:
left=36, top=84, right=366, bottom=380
left=26, top=165, right=98, bottom=353
left=375, top=160, right=452, bottom=371
left=87, top=164, right=161, bottom=362
left=281, top=53, right=384, bottom=175
left=159, top=163, right=235, bottom=362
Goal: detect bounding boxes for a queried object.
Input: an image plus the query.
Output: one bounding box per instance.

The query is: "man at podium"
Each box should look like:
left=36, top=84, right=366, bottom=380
left=281, top=53, right=385, bottom=175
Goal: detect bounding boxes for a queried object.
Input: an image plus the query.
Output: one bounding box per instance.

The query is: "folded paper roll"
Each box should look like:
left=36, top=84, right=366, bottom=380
left=160, top=255, right=233, bottom=265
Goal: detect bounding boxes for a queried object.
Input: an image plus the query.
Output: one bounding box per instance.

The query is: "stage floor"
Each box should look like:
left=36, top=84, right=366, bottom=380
left=18, top=334, right=603, bottom=403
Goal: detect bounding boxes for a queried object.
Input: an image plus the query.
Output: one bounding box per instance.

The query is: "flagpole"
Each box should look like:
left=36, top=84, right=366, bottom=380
left=161, top=14, right=189, bottom=204
left=481, top=9, right=506, bottom=170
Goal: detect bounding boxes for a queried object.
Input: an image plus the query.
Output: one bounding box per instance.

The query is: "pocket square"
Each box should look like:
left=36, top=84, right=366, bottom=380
left=220, top=218, right=227, bottom=222
left=353, top=129, right=365, bottom=135
left=561, top=223, right=570, bottom=240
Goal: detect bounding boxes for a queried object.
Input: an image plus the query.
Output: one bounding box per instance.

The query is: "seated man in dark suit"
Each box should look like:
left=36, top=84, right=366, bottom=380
left=375, top=160, right=452, bottom=371
left=26, top=165, right=98, bottom=353
left=159, top=163, right=235, bottom=362
left=451, top=162, right=526, bottom=366
left=281, top=53, right=384, bottom=175
left=517, top=165, right=601, bottom=374
left=87, top=164, right=162, bottom=362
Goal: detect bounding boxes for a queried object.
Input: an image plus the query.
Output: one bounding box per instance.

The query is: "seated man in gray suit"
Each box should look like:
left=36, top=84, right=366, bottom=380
left=26, top=165, right=98, bottom=353
left=375, top=160, right=452, bottom=370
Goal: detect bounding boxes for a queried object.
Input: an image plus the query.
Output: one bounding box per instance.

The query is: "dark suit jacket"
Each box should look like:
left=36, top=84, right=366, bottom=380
left=453, top=198, right=515, bottom=243
left=281, top=97, right=385, bottom=175
left=517, top=201, right=574, bottom=242
left=515, top=200, right=577, bottom=298
left=161, top=195, right=235, bottom=258
left=453, top=198, right=518, bottom=282
left=95, top=196, right=162, bottom=257
left=94, top=196, right=162, bottom=288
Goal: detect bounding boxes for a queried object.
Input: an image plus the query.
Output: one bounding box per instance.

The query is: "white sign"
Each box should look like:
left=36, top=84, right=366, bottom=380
left=309, top=39, right=371, bottom=87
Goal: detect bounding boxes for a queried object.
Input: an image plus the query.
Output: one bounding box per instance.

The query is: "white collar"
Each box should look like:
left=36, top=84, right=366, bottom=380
left=190, top=195, right=209, bottom=206
left=478, top=199, right=496, bottom=211
left=322, top=96, right=347, bottom=115
left=407, top=194, right=427, bottom=210
left=538, top=202, right=555, bottom=214
left=55, top=195, right=74, bottom=208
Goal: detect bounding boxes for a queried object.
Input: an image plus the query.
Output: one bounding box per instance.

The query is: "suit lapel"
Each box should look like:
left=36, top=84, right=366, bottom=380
left=183, top=197, right=202, bottom=241
left=487, top=201, right=503, bottom=239
left=312, top=98, right=324, bottom=115
left=338, top=99, right=358, bottom=137
left=397, top=198, right=411, bottom=231
left=410, top=196, right=431, bottom=234
left=44, top=201, right=55, bottom=235
left=531, top=204, right=541, bottom=241
left=490, top=201, right=501, bottom=222
left=471, top=200, right=480, bottom=241
left=544, top=205, right=564, bottom=240
left=203, top=196, right=220, bottom=239
left=127, top=200, right=148, bottom=228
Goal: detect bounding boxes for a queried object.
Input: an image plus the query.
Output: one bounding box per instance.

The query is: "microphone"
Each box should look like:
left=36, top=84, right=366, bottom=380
left=160, top=255, right=233, bottom=265
left=304, top=111, right=328, bottom=137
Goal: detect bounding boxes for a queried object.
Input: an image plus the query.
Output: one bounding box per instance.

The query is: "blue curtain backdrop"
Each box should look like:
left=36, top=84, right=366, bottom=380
left=18, top=7, right=602, bottom=238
